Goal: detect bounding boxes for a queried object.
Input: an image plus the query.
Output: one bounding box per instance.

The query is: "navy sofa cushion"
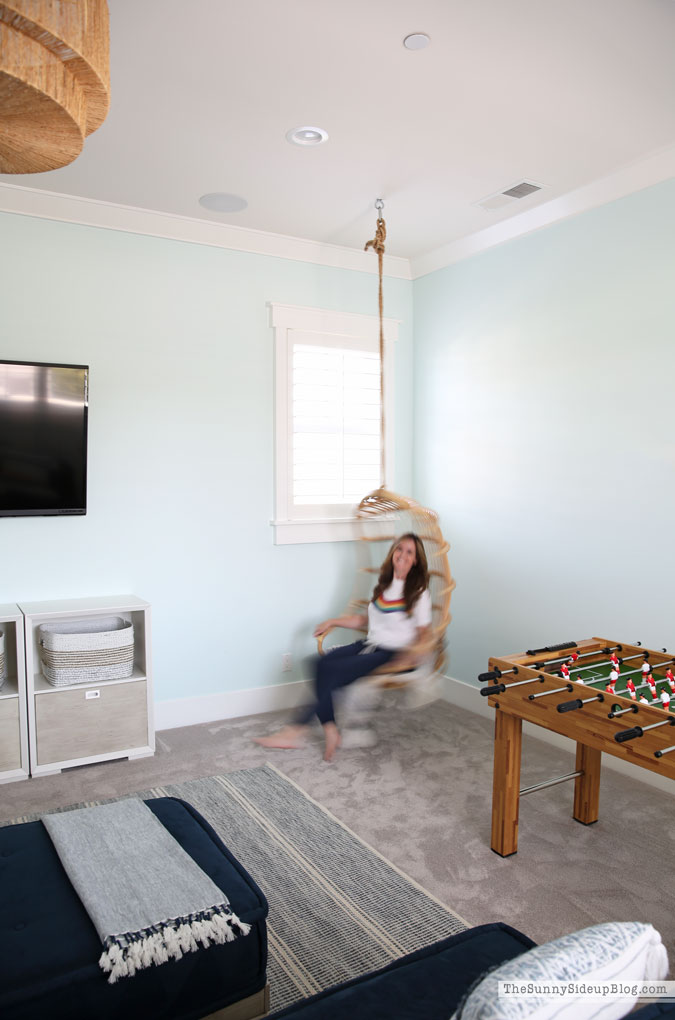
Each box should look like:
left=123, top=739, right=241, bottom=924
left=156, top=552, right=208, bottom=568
left=0, top=797, right=268, bottom=1020
left=269, top=922, right=536, bottom=1020
left=269, top=920, right=675, bottom=1020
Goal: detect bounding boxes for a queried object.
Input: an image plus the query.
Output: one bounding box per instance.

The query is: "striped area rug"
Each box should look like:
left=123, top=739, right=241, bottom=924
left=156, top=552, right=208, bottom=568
left=7, top=764, right=467, bottom=1013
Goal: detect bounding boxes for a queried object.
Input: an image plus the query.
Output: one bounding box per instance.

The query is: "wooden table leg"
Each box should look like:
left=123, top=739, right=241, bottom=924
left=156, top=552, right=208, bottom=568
left=491, top=710, right=522, bottom=857
left=573, top=742, right=601, bottom=825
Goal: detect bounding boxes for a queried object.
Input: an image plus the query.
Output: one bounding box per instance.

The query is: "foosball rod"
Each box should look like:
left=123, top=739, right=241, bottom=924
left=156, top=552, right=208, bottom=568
left=481, top=675, right=547, bottom=697
left=532, top=644, right=622, bottom=669
left=608, top=702, right=639, bottom=718
left=605, top=658, right=675, bottom=689
left=614, top=717, right=675, bottom=743
left=479, top=643, right=623, bottom=683
left=581, top=658, right=675, bottom=688
left=611, top=672, right=675, bottom=706
left=566, top=651, right=648, bottom=676
left=609, top=701, right=668, bottom=719
left=608, top=677, right=673, bottom=717
left=559, top=671, right=671, bottom=715
left=557, top=692, right=604, bottom=713
left=478, top=666, right=519, bottom=683
left=480, top=647, right=670, bottom=687
left=529, top=683, right=573, bottom=700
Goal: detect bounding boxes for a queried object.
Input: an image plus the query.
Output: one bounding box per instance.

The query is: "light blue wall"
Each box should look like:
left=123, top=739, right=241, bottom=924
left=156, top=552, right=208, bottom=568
left=414, top=177, right=675, bottom=686
left=5, top=178, right=674, bottom=708
left=0, top=213, right=413, bottom=703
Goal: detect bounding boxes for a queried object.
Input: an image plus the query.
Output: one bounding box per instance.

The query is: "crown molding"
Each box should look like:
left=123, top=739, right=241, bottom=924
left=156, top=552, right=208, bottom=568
left=0, top=182, right=412, bottom=281
left=411, top=143, right=675, bottom=279
left=2, top=140, right=674, bottom=284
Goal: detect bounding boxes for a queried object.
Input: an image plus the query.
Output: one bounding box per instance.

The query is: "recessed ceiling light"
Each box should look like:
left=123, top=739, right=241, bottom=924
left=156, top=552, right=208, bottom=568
left=403, top=32, right=430, bottom=50
left=198, top=193, right=248, bottom=213
left=286, top=126, right=328, bottom=146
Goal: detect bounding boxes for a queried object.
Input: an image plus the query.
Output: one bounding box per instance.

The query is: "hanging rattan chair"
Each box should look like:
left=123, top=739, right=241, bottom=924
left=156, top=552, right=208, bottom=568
left=316, top=485, right=455, bottom=693
left=315, top=203, right=455, bottom=705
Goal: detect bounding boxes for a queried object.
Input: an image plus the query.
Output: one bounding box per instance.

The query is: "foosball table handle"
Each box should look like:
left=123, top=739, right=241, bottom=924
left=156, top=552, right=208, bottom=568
left=615, top=726, right=643, bottom=742
left=526, top=641, right=578, bottom=655
left=557, top=699, right=583, bottom=713
left=481, top=684, right=505, bottom=696
left=478, top=670, right=501, bottom=682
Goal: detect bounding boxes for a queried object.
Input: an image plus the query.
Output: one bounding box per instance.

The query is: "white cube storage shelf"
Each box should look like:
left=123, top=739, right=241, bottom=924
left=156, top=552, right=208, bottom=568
left=20, top=595, right=154, bottom=777
left=0, top=604, right=29, bottom=783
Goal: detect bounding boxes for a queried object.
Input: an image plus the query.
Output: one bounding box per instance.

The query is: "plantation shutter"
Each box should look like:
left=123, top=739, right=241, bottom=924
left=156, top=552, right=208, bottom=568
left=291, top=340, right=381, bottom=509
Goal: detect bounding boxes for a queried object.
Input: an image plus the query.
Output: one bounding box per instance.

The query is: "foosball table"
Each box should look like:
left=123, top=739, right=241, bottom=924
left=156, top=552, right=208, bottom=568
left=480, top=637, right=675, bottom=857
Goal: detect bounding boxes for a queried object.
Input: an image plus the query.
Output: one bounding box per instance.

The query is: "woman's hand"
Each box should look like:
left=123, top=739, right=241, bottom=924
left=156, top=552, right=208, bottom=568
left=313, top=613, right=367, bottom=638
left=313, top=620, right=334, bottom=638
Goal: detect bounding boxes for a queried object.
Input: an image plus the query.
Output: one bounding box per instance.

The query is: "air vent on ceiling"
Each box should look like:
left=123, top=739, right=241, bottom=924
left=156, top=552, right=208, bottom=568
left=502, top=181, right=541, bottom=199
left=476, top=180, right=545, bottom=211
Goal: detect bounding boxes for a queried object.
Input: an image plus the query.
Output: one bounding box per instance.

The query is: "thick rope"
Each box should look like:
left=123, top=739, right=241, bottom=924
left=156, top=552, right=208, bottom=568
left=364, top=215, right=387, bottom=487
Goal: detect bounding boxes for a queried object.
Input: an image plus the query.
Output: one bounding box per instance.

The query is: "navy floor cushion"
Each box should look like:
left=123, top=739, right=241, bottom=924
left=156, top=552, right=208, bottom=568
left=269, top=922, right=535, bottom=1019
left=268, top=921, right=675, bottom=1020
left=0, top=797, right=268, bottom=1020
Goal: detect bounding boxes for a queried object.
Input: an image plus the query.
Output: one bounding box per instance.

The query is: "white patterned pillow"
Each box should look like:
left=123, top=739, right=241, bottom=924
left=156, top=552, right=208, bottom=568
left=452, top=922, right=668, bottom=1020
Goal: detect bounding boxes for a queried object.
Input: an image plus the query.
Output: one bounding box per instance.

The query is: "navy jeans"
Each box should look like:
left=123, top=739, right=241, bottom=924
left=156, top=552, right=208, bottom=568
left=297, top=640, right=396, bottom=726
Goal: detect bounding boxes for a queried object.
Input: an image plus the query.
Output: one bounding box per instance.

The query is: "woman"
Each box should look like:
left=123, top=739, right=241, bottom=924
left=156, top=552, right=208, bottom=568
left=255, top=533, right=432, bottom=761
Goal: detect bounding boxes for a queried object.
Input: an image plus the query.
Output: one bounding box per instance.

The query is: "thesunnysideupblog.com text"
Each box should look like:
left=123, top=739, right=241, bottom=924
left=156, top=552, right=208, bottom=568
left=499, top=981, right=674, bottom=1001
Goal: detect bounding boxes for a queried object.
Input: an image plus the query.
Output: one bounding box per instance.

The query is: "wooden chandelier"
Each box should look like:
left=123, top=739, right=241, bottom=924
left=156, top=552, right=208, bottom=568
left=0, top=1, right=110, bottom=174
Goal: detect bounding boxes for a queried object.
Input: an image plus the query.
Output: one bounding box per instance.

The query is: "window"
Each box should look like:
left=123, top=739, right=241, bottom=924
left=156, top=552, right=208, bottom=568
left=270, top=303, right=397, bottom=544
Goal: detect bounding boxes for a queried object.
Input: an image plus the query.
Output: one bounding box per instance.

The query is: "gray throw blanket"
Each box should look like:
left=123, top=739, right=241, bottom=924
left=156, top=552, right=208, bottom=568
left=42, top=798, right=251, bottom=983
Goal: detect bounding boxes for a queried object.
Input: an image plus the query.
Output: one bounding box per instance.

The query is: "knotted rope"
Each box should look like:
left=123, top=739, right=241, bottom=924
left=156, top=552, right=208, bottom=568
left=364, top=208, right=387, bottom=486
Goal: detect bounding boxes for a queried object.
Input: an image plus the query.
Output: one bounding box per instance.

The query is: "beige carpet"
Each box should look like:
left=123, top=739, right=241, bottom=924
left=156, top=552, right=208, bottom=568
left=2, top=696, right=674, bottom=974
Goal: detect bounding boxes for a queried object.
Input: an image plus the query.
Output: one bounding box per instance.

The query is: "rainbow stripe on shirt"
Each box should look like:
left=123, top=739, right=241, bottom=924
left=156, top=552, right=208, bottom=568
left=373, top=593, right=407, bottom=614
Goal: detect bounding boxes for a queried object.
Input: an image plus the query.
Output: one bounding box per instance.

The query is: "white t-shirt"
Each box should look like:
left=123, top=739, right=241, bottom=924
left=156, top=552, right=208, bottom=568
left=366, top=578, right=432, bottom=651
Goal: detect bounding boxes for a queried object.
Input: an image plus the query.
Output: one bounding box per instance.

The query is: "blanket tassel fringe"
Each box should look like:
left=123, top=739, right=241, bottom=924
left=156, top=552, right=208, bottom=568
left=99, top=904, right=251, bottom=983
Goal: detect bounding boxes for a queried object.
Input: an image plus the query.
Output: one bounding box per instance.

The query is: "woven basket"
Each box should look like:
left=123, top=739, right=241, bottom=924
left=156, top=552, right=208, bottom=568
left=38, top=616, right=134, bottom=687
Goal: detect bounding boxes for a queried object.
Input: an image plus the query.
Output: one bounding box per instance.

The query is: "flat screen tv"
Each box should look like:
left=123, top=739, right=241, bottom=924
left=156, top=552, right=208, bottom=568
left=0, top=360, right=89, bottom=517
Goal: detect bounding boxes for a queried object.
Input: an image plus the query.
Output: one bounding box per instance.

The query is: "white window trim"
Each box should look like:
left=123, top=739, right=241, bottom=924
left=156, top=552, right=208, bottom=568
left=270, top=302, right=398, bottom=545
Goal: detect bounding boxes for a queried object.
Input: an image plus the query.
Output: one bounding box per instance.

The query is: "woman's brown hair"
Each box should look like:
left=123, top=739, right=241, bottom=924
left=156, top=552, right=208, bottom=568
left=372, top=533, right=429, bottom=614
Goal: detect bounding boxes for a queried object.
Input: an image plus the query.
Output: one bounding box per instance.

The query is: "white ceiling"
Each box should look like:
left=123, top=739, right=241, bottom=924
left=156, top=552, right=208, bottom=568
left=2, top=0, right=675, bottom=264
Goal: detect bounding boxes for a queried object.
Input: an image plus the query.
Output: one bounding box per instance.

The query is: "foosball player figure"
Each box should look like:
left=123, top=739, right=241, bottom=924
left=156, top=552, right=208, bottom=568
left=660, top=689, right=671, bottom=711
left=606, top=672, right=618, bottom=694
left=666, top=668, right=675, bottom=692
left=639, top=694, right=650, bottom=704
left=568, top=651, right=580, bottom=664
left=610, top=652, right=620, bottom=671
left=642, top=661, right=652, bottom=677
left=560, top=663, right=570, bottom=679
left=626, top=678, right=637, bottom=700
left=646, top=675, right=658, bottom=701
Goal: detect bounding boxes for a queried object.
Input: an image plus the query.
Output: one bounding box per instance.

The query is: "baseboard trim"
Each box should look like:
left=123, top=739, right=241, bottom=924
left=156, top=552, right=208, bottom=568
left=440, top=674, right=675, bottom=798
left=155, top=679, right=312, bottom=731
left=157, top=673, right=675, bottom=797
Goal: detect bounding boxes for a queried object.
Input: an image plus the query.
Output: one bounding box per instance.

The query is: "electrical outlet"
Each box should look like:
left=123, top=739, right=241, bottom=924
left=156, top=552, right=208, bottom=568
left=282, top=653, right=293, bottom=672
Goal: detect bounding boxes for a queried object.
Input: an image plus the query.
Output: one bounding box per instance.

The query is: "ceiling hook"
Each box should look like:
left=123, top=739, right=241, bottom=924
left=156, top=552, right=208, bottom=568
left=375, top=198, right=384, bottom=219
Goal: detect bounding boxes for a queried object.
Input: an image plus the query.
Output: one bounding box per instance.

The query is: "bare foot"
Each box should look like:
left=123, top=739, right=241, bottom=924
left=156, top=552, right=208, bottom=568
left=323, top=723, right=342, bottom=762
left=254, top=725, right=305, bottom=750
